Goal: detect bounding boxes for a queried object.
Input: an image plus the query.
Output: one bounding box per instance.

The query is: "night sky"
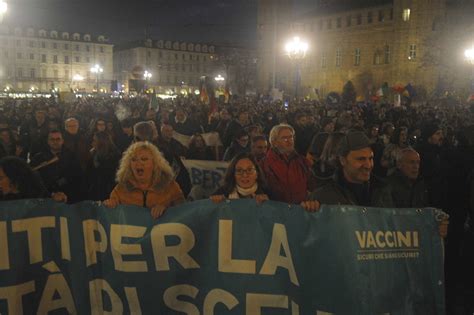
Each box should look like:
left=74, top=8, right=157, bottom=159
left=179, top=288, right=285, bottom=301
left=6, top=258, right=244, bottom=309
left=4, top=0, right=379, bottom=46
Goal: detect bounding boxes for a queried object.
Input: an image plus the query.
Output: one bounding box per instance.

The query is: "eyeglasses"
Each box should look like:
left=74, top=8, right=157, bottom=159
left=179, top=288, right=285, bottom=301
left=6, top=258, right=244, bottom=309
left=235, top=168, right=257, bottom=176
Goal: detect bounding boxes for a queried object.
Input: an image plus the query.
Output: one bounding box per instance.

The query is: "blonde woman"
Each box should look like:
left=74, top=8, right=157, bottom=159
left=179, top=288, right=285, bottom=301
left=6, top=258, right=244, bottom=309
left=103, top=141, right=185, bottom=219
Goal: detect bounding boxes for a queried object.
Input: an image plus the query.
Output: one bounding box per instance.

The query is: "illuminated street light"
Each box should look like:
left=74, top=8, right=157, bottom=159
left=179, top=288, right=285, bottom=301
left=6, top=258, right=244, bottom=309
left=285, top=36, right=309, bottom=59
left=143, top=70, right=152, bottom=92
left=0, top=1, right=7, bottom=22
left=214, top=74, right=225, bottom=82
left=285, top=36, right=309, bottom=100
left=90, top=64, right=103, bottom=93
left=465, top=46, right=474, bottom=65
left=144, top=70, right=152, bottom=79
left=466, top=46, right=474, bottom=96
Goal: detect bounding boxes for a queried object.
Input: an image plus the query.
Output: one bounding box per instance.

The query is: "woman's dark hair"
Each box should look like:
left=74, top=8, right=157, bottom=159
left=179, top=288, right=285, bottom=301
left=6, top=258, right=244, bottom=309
left=188, top=133, right=206, bottom=149
left=0, top=156, right=48, bottom=198
left=390, top=126, right=408, bottom=145
left=221, top=152, right=266, bottom=193
left=93, top=131, right=119, bottom=158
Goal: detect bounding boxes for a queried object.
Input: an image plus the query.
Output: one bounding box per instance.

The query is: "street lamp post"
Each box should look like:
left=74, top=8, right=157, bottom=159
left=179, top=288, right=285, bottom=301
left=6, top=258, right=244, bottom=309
left=465, top=46, right=474, bottom=95
left=285, top=36, right=308, bottom=100
left=144, top=70, right=152, bottom=92
left=90, top=64, right=103, bottom=93
left=214, top=74, right=225, bottom=84
left=215, top=74, right=225, bottom=99
left=0, top=1, right=7, bottom=23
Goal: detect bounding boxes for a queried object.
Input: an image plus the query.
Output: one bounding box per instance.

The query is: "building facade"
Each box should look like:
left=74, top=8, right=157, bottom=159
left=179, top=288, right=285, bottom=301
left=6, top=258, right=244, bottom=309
left=113, top=39, right=220, bottom=95
left=215, top=45, right=258, bottom=96
left=0, top=25, right=113, bottom=93
left=257, top=0, right=474, bottom=99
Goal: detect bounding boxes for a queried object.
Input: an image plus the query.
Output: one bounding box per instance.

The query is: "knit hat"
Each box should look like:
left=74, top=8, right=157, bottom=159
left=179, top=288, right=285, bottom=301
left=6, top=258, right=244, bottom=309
left=338, top=131, right=371, bottom=156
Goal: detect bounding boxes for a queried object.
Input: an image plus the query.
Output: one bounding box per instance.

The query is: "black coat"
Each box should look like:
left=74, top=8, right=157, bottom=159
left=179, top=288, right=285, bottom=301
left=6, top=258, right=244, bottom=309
left=86, top=151, right=120, bottom=201
left=310, top=169, right=394, bottom=207
left=30, top=148, right=84, bottom=203
left=386, top=169, right=429, bottom=208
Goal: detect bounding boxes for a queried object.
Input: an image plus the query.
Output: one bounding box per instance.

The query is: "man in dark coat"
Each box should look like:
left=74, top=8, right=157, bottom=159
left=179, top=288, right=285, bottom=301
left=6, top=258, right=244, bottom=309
left=416, top=123, right=446, bottom=209
left=223, top=109, right=251, bottom=148
left=19, top=106, right=49, bottom=157
left=63, top=117, right=90, bottom=171
left=310, top=131, right=393, bottom=207
left=30, top=129, right=84, bottom=203
left=170, top=108, right=202, bottom=136
left=386, top=148, right=428, bottom=208
left=158, top=124, right=187, bottom=157
left=293, top=112, right=314, bottom=156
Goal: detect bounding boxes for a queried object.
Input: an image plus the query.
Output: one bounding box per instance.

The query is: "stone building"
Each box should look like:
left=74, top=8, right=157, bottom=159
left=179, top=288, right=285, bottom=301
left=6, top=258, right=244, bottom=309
left=0, top=25, right=113, bottom=93
left=257, top=0, right=474, bottom=99
left=113, top=39, right=220, bottom=95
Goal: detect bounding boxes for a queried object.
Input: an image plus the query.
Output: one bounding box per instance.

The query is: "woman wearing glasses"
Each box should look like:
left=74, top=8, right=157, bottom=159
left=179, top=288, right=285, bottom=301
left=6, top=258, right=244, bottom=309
left=210, top=152, right=319, bottom=212
left=210, top=153, right=269, bottom=203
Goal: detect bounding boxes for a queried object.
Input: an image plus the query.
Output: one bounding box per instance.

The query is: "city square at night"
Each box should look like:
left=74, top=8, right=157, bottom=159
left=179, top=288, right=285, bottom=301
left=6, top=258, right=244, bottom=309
left=0, top=0, right=474, bottom=314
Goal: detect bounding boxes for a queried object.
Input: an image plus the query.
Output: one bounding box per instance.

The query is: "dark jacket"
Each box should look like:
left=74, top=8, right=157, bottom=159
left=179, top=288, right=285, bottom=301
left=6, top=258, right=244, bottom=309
left=223, top=140, right=250, bottom=162
left=152, top=140, right=191, bottom=197
left=186, top=146, right=214, bottom=161
left=19, top=119, right=49, bottom=156
left=85, top=150, right=120, bottom=201
left=63, top=131, right=91, bottom=171
left=170, top=118, right=202, bottom=136
left=386, top=169, right=429, bottom=208
left=293, top=124, right=314, bottom=156
left=416, top=142, right=446, bottom=209
left=310, top=169, right=394, bottom=207
left=30, top=148, right=84, bottom=203
left=223, top=119, right=250, bottom=149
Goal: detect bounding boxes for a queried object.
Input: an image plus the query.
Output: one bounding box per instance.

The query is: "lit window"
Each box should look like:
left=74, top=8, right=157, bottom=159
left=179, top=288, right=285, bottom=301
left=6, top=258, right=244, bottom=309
left=409, top=44, right=416, bottom=60
left=384, top=45, right=390, bottom=64
left=354, top=48, right=361, bottom=66
left=403, top=9, right=411, bottom=22
left=336, top=48, right=342, bottom=67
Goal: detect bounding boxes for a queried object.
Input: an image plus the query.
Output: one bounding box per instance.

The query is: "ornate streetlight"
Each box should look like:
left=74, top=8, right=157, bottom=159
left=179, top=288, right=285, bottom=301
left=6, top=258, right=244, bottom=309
left=90, top=64, right=103, bottom=93
left=144, top=70, right=152, bottom=92
left=285, top=36, right=309, bottom=100
left=0, top=1, right=7, bottom=23
left=465, top=46, right=474, bottom=96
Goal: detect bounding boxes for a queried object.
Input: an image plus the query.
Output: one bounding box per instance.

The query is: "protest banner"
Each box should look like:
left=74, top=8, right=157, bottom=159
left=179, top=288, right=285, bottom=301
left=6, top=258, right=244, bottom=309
left=0, top=199, right=445, bottom=314
left=181, top=159, right=229, bottom=199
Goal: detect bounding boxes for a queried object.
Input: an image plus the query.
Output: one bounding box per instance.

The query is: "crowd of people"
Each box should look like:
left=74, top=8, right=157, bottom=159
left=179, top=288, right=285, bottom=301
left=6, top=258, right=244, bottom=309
left=0, top=93, right=473, bottom=313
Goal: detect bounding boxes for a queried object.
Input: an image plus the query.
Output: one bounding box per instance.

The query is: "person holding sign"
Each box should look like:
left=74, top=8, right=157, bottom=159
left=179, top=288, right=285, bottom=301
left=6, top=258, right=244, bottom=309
left=103, top=141, right=185, bottom=219
left=211, top=153, right=319, bottom=212
left=310, top=131, right=448, bottom=237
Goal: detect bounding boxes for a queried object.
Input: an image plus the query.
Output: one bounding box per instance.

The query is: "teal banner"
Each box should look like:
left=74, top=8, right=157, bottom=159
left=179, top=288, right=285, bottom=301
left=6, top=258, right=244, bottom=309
left=0, top=199, right=444, bottom=314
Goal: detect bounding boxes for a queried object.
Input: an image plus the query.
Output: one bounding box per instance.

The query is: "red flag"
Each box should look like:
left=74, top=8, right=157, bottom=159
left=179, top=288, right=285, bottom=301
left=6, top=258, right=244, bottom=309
left=200, top=86, right=209, bottom=104
left=209, top=97, right=218, bottom=115
left=224, top=87, right=230, bottom=104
